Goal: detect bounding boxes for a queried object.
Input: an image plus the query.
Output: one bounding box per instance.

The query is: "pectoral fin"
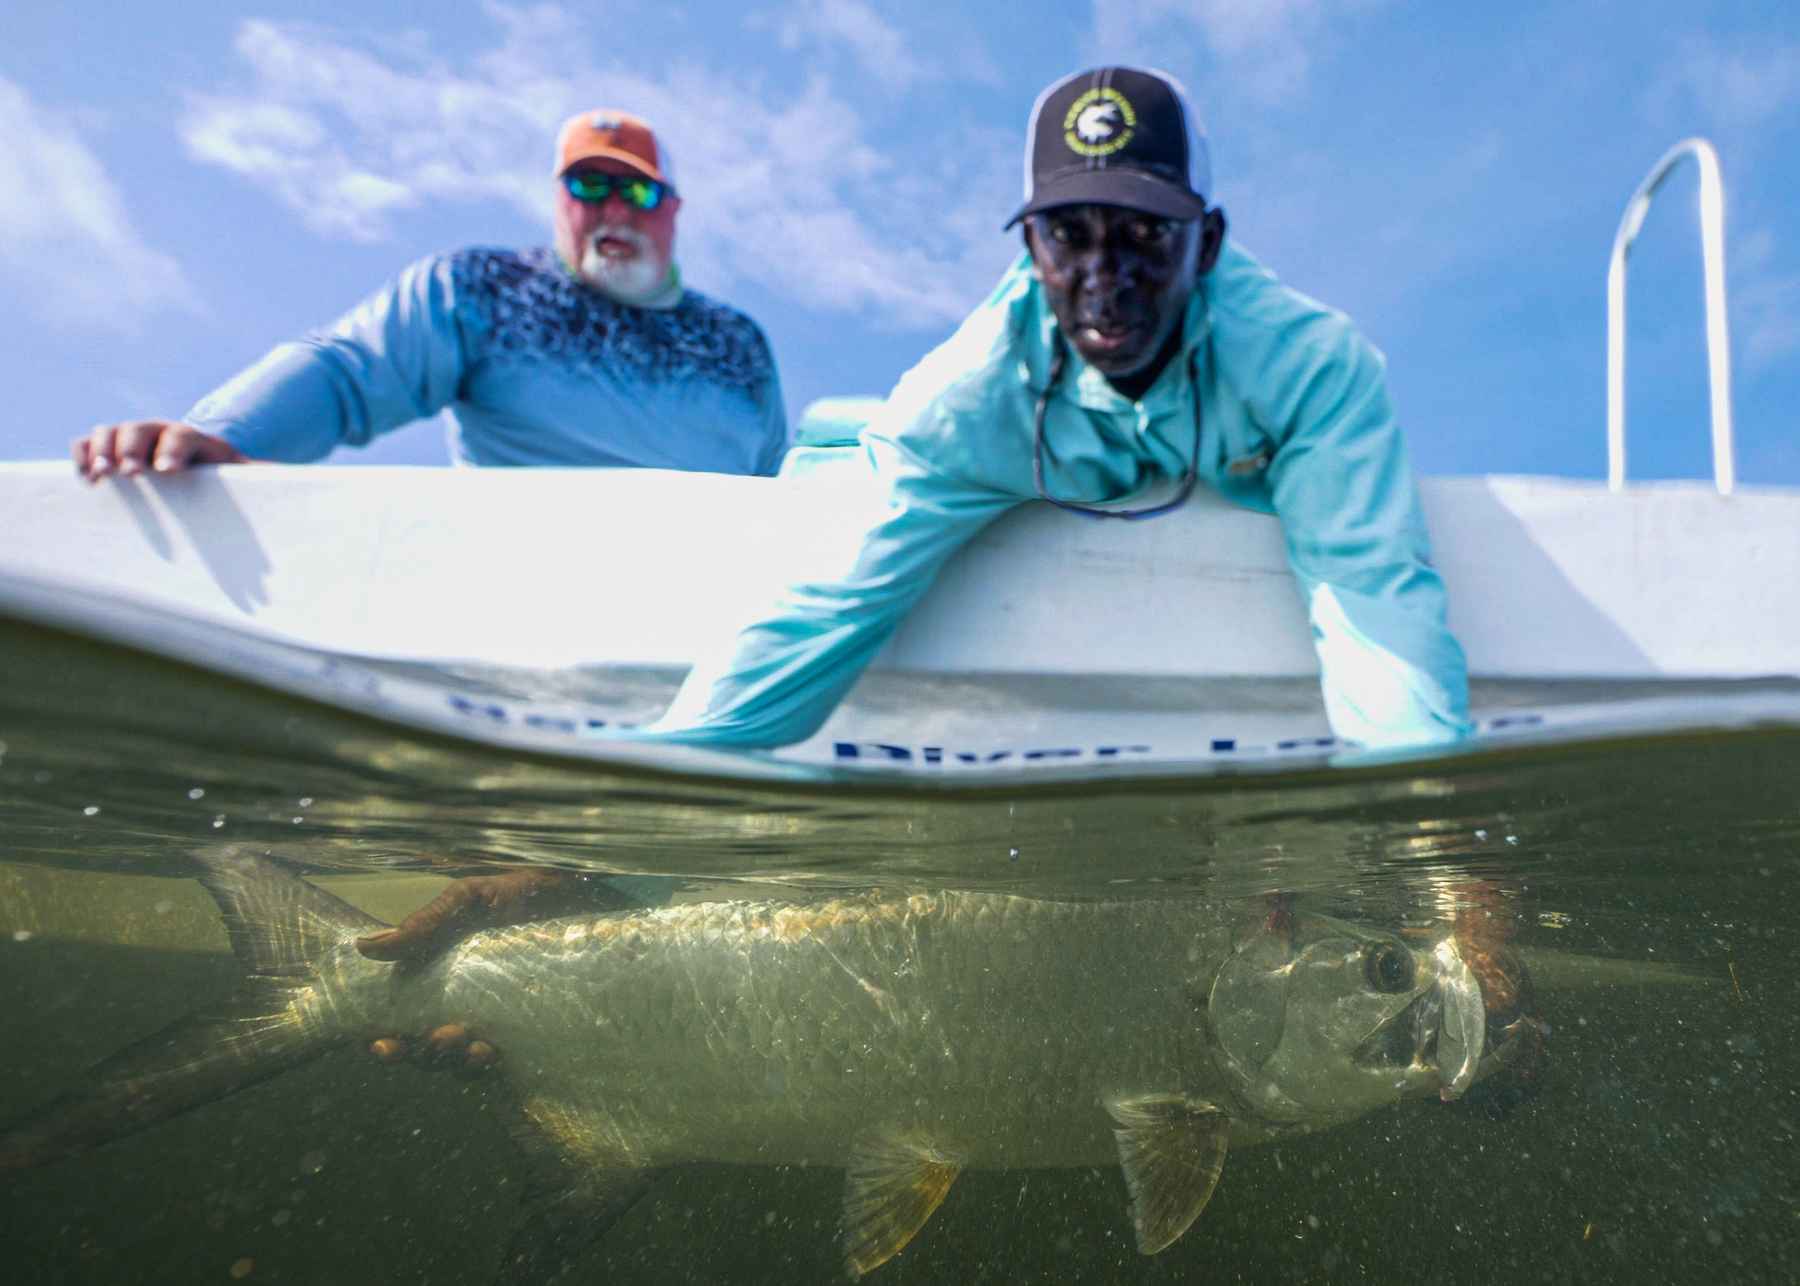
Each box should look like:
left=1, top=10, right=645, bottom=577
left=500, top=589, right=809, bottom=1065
left=842, top=1131, right=964, bottom=1277
left=1106, top=1094, right=1231, bottom=1255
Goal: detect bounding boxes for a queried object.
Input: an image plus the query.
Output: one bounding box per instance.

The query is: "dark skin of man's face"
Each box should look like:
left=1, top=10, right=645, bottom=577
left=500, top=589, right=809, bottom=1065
left=1026, top=203, right=1228, bottom=401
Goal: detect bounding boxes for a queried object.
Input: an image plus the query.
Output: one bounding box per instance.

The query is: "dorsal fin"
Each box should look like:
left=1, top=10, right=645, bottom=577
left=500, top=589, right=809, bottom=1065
left=1106, top=1094, right=1231, bottom=1254
left=194, top=845, right=386, bottom=976
left=842, top=1131, right=964, bottom=1276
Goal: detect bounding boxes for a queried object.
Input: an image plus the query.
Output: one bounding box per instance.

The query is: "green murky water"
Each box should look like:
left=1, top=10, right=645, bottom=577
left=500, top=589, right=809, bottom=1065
left=1, top=619, right=1795, bottom=1284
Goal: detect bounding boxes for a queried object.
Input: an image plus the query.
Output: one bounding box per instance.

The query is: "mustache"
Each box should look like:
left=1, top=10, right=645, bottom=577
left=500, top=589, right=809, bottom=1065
left=590, top=224, right=654, bottom=255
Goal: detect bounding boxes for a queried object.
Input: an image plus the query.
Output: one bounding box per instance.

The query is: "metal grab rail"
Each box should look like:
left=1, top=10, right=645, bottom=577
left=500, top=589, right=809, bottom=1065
left=1606, top=138, right=1736, bottom=495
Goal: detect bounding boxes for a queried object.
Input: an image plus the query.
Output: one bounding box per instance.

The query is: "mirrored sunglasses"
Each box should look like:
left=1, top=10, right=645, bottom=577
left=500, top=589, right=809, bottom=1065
left=563, top=171, right=669, bottom=210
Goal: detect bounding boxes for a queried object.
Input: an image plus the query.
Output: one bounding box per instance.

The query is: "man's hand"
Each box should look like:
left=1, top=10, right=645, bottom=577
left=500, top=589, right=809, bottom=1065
left=72, top=420, right=247, bottom=483
left=370, top=1023, right=499, bottom=1071
left=356, top=868, right=579, bottom=961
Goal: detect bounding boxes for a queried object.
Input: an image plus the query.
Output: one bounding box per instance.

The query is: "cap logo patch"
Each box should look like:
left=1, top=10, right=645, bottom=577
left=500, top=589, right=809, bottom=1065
left=1063, top=87, right=1136, bottom=158
left=589, top=112, right=623, bottom=132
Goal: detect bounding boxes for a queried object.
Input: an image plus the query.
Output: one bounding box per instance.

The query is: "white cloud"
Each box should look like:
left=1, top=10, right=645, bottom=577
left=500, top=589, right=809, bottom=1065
left=178, top=6, right=1012, bottom=328
left=1737, top=271, right=1800, bottom=373
left=1641, top=45, right=1800, bottom=377
left=1648, top=41, right=1800, bottom=131
left=1089, top=0, right=1385, bottom=102
left=0, top=77, right=196, bottom=331
left=766, top=0, right=929, bottom=90
left=756, top=1, right=1002, bottom=92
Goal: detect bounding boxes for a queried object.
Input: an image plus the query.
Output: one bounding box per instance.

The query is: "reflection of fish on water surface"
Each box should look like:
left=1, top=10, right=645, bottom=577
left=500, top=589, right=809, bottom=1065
left=0, top=849, right=1543, bottom=1279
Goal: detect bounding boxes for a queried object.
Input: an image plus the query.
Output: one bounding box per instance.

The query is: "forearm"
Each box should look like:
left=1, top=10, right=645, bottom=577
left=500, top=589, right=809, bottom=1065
left=625, top=471, right=1017, bottom=750
left=1262, top=328, right=1471, bottom=747
left=641, top=594, right=916, bottom=747
left=186, top=341, right=386, bottom=463
left=188, top=256, right=467, bottom=463
left=1302, top=573, right=1472, bottom=748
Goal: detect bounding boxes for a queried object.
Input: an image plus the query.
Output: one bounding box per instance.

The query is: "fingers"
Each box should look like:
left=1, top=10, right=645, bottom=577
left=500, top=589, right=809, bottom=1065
left=425, top=1024, right=498, bottom=1069
left=427, top=1023, right=471, bottom=1053
left=71, top=421, right=247, bottom=483
left=367, top=1025, right=499, bottom=1071
left=154, top=423, right=247, bottom=471
left=112, top=422, right=162, bottom=476
left=73, top=424, right=120, bottom=483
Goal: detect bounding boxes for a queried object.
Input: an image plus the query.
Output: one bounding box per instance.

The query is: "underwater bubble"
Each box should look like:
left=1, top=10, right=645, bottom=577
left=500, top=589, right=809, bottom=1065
left=188, top=787, right=206, bottom=800
left=12, top=930, right=33, bottom=943
left=82, top=805, right=100, bottom=816
left=212, top=815, right=227, bottom=829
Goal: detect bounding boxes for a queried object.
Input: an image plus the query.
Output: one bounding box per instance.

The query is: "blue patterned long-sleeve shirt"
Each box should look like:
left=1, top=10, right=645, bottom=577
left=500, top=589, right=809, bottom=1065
left=185, top=247, right=788, bottom=474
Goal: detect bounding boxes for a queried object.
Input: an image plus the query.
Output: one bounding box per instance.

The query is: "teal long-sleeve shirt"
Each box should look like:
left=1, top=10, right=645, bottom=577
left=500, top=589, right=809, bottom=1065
left=629, top=241, right=1472, bottom=751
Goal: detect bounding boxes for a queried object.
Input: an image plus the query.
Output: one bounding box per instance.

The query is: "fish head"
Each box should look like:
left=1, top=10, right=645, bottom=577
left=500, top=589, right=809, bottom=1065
left=1205, top=905, right=1541, bottom=1126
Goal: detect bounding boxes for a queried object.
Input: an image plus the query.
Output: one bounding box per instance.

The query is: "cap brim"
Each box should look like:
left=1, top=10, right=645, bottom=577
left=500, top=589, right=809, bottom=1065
left=1005, top=168, right=1207, bottom=228
left=557, top=147, right=666, bottom=185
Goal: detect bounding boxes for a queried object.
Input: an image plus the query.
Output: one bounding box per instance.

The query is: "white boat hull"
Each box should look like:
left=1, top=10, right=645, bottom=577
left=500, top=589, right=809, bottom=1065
left=2, top=461, right=1796, bottom=782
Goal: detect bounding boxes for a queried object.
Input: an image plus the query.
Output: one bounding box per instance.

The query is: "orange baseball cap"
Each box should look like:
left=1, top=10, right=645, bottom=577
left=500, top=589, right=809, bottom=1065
left=554, top=110, right=677, bottom=190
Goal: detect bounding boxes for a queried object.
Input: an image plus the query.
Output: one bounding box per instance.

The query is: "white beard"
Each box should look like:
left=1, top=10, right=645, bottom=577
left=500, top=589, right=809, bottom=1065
left=576, top=225, right=677, bottom=308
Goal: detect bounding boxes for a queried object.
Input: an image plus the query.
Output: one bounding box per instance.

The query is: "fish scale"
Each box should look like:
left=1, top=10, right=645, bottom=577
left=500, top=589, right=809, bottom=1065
left=1, top=848, right=1519, bottom=1277
left=395, top=893, right=1217, bottom=1169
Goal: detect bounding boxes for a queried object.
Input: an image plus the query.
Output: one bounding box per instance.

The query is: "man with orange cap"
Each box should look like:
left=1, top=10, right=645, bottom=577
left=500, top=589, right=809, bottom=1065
left=72, top=111, right=788, bottom=479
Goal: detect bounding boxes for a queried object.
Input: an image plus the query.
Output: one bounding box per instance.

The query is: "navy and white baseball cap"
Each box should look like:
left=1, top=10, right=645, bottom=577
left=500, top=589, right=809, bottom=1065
left=1006, top=66, right=1211, bottom=228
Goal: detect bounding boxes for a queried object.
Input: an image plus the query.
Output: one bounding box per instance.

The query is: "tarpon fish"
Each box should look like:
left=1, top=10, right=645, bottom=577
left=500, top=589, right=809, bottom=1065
left=0, top=849, right=1540, bottom=1279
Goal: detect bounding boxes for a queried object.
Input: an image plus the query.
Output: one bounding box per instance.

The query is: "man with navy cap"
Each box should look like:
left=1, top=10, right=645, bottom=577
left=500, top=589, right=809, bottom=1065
left=629, top=65, right=1471, bottom=752
left=358, top=67, right=1471, bottom=964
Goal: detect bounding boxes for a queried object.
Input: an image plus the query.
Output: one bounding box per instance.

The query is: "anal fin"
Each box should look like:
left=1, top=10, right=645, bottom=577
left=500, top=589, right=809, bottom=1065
left=496, top=1096, right=657, bottom=1285
left=1106, top=1093, right=1231, bottom=1255
left=843, top=1131, right=964, bottom=1277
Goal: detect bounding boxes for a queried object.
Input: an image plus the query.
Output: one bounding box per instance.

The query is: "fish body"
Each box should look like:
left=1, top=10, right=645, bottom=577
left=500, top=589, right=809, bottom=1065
left=2, top=849, right=1536, bottom=1275
left=401, top=893, right=1229, bottom=1170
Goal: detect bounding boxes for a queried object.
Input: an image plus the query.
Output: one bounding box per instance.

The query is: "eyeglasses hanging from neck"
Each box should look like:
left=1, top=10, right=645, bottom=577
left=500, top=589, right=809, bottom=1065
left=1032, top=335, right=1203, bottom=520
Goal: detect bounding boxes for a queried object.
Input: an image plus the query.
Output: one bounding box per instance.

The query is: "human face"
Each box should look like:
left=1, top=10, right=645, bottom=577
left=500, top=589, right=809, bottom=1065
left=1025, top=203, right=1225, bottom=399
left=553, top=159, right=682, bottom=301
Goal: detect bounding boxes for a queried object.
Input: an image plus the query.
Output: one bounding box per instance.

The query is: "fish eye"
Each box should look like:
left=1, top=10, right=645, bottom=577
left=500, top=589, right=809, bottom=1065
left=1363, top=943, right=1415, bottom=994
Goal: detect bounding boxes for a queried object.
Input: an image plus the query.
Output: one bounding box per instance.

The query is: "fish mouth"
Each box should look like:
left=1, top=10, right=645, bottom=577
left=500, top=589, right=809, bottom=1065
left=1353, top=937, right=1550, bottom=1103
left=1352, top=987, right=1448, bottom=1074
left=1352, top=939, right=1489, bottom=1100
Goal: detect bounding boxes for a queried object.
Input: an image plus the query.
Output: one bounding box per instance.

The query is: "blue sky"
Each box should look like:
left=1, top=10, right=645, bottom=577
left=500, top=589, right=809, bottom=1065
left=2, top=0, right=1795, bottom=483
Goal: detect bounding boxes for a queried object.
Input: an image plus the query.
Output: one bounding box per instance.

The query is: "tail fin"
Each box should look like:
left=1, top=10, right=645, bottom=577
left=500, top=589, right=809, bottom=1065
left=0, top=846, right=388, bottom=1171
